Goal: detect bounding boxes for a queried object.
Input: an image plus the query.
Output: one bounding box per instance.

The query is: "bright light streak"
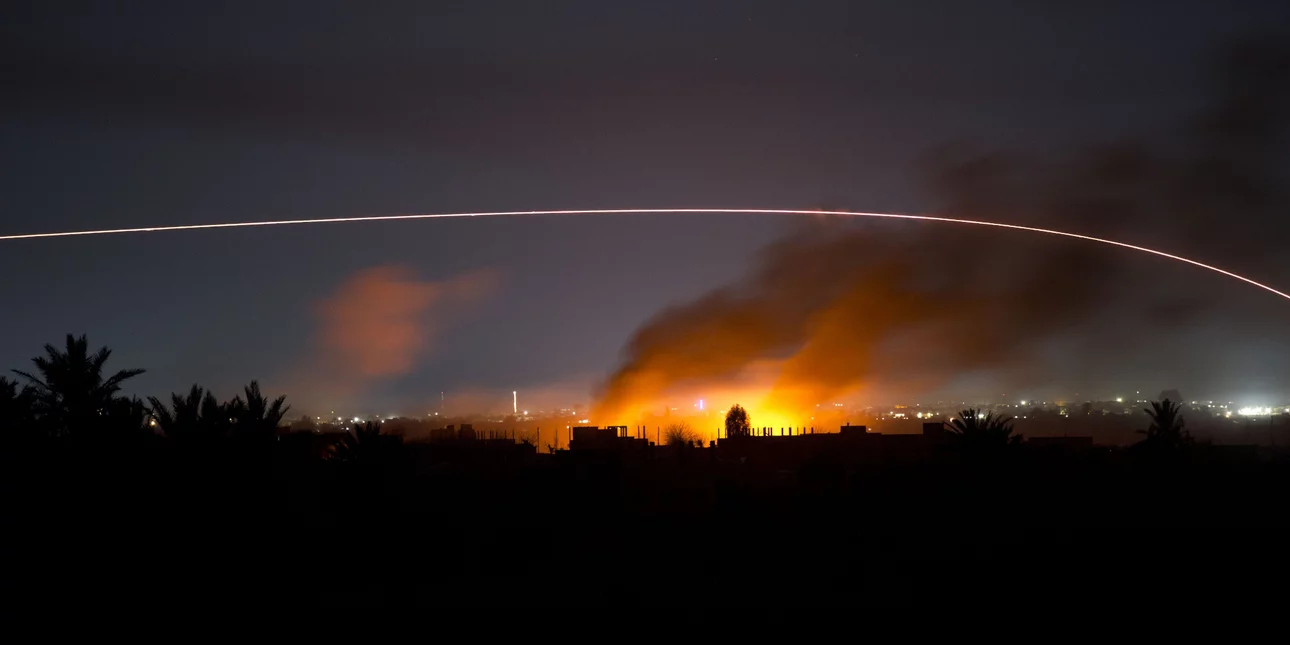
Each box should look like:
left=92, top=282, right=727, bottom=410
left=3, top=208, right=1287, bottom=302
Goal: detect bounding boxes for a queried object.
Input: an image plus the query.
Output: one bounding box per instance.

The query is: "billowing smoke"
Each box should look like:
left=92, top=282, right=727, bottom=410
left=593, top=38, right=1288, bottom=422
left=591, top=223, right=1099, bottom=421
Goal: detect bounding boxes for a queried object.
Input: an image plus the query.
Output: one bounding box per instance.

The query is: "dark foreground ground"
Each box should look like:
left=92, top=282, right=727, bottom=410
left=6, top=441, right=1289, bottom=610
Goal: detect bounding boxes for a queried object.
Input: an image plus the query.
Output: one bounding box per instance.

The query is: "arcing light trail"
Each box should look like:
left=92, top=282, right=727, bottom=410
left=3, top=208, right=1287, bottom=302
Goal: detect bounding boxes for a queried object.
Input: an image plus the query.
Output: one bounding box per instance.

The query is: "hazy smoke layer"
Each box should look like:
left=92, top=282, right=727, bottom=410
left=593, top=38, right=1288, bottom=422
left=314, top=265, right=499, bottom=387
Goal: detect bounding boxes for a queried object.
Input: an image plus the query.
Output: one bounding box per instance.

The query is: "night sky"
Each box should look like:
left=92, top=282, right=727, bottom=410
left=2, top=1, right=1288, bottom=415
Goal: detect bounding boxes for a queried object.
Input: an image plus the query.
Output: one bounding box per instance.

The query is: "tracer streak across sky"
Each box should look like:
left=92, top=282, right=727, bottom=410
left=2, top=208, right=1286, bottom=302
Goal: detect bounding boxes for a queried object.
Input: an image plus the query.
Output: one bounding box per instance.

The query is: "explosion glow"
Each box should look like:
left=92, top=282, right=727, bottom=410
left=2, top=208, right=1287, bottom=302
left=1238, top=406, right=1275, bottom=417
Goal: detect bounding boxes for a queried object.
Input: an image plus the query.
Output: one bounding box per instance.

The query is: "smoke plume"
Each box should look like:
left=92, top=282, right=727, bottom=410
left=593, top=37, right=1289, bottom=422
left=307, top=265, right=500, bottom=400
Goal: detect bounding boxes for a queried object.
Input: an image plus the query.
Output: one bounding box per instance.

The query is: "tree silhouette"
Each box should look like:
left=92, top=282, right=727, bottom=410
left=148, top=384, right=201, bottom=438
left=147, top=384, right=231, bottom=441
left=944, top=408, right=1022, bottom=449
left=725, top=404, right=751, bottom=438
left=101, top=396, right=154, bottom=440
left=13, top=334, right=145, bottom=438
left=226, top=381, right=289, bottom=436
left=1138, top=399, right=1190, bottom=451
left=329, top=420, right=399, bottom=464
left=664, top=421, right=701, bottom=446
left=0, top=376, right=35, bottom=437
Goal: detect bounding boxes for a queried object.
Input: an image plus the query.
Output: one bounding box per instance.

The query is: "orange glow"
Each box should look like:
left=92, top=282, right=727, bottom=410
left=589, top=359, right=860, bottom=441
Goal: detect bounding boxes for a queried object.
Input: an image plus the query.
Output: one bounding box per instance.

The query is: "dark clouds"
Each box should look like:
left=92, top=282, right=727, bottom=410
left=2, top=2, right=1254, bottom=152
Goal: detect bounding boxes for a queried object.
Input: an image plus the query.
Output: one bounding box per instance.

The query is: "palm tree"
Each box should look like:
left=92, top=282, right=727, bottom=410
left=1138, top=399, right=1190, bottom=451
left=147, top=384, right=233, bottom=441
left=13, top=334, right=145, bottom=437
left=944, top=408, right=1022, bottom=450
left=0, top=376, right=35, bottom=436
left=148, top=384, right=204, bottom=438
left=329, top=421, right=397, bottom=463
left=725, top=404, right=752, bottom=438
left=101, top=396, right=153, bottom=440
left=226, top=381, right=289, bottom=436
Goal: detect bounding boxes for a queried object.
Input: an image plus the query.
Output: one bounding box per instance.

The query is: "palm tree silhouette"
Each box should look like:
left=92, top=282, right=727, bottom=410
left=147, top=384, right=232, bottom=441
left=226, top=381, right=289, bottom=436
left=944, top=408, right=1022, bottom=449
left=148, top=384, right=203, bottom=438
left=329, top=420, right=396, bottom=463
left=12, top=334, right=145, bottom=438
left=0, top=376, right=35, bottom=436
left=1138, top=399, right=1190, bottom=451
left=101, top=396, right=154, bottom=440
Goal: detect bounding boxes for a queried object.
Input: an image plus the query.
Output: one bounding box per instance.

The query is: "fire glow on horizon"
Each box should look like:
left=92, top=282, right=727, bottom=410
left=8, top=208, right=1287, bottom=432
